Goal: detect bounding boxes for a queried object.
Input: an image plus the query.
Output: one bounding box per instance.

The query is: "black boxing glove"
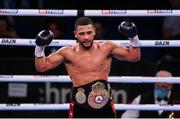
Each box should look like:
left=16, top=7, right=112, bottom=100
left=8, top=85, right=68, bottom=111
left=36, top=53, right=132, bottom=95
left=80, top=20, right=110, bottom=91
left=118, top=21, right=137, bottom=38
left=35, top=30, right=54, bottom=46
left=118, top=21, right=140, bottom=47
left=34, top=30, right=54, bottom=58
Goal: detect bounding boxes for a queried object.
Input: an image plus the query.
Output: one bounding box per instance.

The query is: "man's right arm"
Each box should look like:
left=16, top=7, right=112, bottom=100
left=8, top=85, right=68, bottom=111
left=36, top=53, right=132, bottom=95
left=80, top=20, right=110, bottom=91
left=34, top=30, right=65, bottom=72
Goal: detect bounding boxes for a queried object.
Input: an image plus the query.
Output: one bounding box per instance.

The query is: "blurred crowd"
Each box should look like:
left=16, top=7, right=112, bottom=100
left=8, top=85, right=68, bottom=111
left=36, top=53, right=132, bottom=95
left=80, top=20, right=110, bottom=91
left=0, top=17, right=19, bottom=38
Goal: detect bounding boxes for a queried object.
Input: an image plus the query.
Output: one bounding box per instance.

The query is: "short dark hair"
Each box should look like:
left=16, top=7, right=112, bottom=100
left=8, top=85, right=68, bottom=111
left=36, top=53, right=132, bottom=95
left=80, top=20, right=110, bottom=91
left=74, top=17, right=94, bottom=29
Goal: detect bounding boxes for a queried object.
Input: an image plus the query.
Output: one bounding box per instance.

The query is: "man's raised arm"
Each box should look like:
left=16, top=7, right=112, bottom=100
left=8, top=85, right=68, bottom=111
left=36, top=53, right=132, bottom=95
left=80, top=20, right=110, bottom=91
left=34, top=30, right=65, bottom=72
left=111, top=21, right=141, bottom=62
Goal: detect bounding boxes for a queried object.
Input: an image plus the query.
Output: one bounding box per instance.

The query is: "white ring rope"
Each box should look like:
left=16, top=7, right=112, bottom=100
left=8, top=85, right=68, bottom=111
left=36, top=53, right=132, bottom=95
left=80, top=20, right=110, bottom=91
left=1, top=76, right=179, bottom=111
left=0, top=9, right=179, bottom=17
left=0, top=103, right=179, bottom=111
left=85, top=10, right=180, bottom=17
left=0, top=75, right=180, bottom=83
left=0, top=38, right=180, bottom=47
left=0, top=9, right=77, bottom=16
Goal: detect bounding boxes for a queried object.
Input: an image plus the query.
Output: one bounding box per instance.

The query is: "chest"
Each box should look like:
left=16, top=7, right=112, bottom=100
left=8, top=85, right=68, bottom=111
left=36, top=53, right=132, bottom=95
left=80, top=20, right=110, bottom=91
left=76, top=51, right=107, bottom=66
left=67, top=49, right=110, bottom=70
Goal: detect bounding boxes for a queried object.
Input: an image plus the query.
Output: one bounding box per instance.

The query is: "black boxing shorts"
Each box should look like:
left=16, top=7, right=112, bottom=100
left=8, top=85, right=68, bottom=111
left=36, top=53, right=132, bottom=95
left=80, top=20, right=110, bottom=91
left=68, top=80, right=116, bottom=118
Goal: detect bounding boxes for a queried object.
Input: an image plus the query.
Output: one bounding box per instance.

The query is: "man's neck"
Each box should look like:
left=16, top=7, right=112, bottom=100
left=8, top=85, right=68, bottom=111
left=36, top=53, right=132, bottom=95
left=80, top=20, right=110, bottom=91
left=78, top=42, right=96, bottom=52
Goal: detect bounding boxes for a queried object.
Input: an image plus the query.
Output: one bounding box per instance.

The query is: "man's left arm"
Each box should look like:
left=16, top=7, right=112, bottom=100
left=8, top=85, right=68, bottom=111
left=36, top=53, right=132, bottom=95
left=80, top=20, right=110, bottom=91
left=111, top=21, right=141, bottom=62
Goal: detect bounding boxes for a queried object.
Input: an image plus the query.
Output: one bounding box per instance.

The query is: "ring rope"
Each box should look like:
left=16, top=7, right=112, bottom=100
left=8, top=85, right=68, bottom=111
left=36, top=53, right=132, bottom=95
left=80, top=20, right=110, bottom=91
left=0, top=9, right=179, bottom=17
left=0, top=103, right=179, bottom=111
left=85, top=10, right=180, bottom=17
left=0, top=75, right=180, bottom=83
left=0, top=9, right=77, bottom=17
left=1, top=38, right=180, bottom=47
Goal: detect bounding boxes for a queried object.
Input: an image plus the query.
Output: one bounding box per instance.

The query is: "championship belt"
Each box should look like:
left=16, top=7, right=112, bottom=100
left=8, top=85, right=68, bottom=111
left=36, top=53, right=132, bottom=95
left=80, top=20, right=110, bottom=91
left=75, top=88, right=86, bottom=104
left=88, top=82, right=109, bottom=109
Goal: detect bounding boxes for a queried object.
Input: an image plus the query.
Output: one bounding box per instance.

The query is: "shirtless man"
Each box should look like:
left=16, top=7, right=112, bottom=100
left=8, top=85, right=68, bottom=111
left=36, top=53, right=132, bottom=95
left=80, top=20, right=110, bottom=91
left=34, top=17, right=141, bottom=118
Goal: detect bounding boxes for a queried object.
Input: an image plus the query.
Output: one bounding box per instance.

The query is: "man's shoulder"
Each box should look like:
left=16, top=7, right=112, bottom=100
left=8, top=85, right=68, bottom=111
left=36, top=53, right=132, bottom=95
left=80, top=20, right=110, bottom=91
left=57, top=46, right=74, bottom=54
left=99, top=40, right=120, bottom=50
left=101, top=40, right=113, bottom=44
left=99, top=40, right=114, bottom=47
left=60, top=46, right=72, bottom=50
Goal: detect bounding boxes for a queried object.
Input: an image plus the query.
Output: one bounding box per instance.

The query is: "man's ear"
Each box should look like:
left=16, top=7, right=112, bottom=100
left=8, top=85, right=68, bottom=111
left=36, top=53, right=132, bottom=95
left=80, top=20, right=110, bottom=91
left=74, top=30, right=77, bottom=38
left=93, top=27, right=96, bottom=35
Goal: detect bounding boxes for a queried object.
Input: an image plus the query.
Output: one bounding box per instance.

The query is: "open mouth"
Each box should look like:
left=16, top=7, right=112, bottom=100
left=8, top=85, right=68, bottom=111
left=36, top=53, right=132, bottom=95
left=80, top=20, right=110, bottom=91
left=83, top=41, right=91, bottom=46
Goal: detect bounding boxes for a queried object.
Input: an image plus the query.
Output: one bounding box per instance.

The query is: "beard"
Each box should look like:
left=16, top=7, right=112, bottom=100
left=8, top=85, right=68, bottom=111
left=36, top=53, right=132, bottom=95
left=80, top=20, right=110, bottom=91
left=79, top=39, right=93, bottom=49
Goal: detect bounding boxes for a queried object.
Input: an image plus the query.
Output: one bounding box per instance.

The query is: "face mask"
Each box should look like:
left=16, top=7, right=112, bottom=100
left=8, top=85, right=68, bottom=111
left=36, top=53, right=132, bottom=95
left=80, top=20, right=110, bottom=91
left=154, top=87, right=169, bottom=99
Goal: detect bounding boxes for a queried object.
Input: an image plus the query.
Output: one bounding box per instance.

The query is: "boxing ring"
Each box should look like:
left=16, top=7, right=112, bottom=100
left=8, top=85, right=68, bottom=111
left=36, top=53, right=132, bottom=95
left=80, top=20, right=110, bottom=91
left=0, top=9, right=180, bottom=115
left=0, top=76, right=180, bottom=111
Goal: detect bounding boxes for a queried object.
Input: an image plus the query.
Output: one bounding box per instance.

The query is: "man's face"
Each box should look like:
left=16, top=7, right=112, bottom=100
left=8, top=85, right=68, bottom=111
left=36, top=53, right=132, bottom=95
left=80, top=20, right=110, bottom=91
left=155, top=71, right=172, bottom=90
left=154, top=71, right=173, bottom=99
left=154, top=82, right=172, bottom=99
left=155, top=82, right=172, bottom=91
left=74, top=24, right=95, bottom=49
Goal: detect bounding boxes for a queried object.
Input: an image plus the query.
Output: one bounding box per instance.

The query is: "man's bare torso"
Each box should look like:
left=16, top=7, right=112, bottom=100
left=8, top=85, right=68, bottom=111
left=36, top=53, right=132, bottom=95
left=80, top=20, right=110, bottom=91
left=60, top=42, right=112, bottom=87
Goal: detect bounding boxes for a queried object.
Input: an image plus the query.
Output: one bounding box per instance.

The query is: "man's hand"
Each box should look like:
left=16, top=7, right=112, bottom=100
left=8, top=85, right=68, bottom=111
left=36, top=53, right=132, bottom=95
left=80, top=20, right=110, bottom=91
left=36, top=30, right=54, bottom=46
left=34, top=30, right=54, bottom=58
left=118, top=21, right=140, bottom=47
left=118, top=21, right=137, bottom=38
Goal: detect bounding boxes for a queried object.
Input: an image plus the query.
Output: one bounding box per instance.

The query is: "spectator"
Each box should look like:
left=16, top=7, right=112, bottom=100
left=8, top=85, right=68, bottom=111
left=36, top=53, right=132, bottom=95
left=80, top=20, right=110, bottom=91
left=169, top=0, right=180, bottom=9
left=48, top=21, right=65, bottom=39
left=162, top=15, right=180, bottom=59
left=121, top=70, right=178, bottom=118
left=0, top=17, right=9, bottom=38
left=163, top=17, right=180, bottom=40
left=47, top=20, right=65, bottom=53
left=93, top=21, right=106, bottom=40
left=161, top=0, right=180, bottom=60
left=7, top=24, right=19, bottom=38
left=163, top=0, right=180, bottom=39
left=0, top=17, right=18, bottom=38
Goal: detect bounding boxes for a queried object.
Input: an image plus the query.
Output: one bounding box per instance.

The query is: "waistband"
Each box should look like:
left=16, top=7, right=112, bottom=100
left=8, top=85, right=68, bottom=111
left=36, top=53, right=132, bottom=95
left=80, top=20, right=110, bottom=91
left=72, top=80, right=109, bottom=92
left=71, top=80, right=112, bottom=110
